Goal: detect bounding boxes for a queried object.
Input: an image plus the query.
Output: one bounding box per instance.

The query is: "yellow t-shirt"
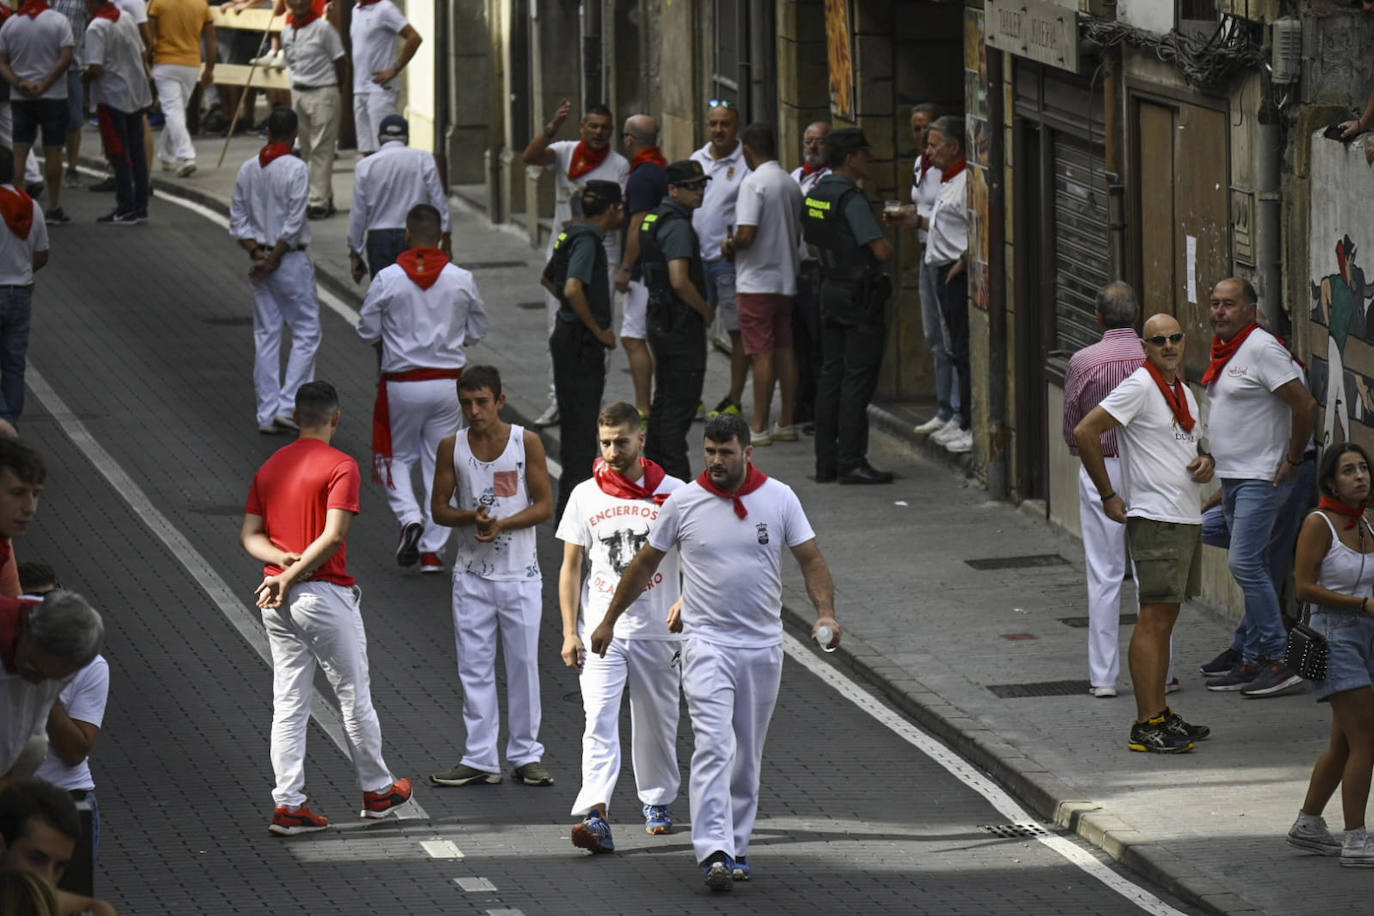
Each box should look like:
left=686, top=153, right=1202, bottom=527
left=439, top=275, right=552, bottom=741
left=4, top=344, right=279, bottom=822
left=149, top=0, right=213, bottom=67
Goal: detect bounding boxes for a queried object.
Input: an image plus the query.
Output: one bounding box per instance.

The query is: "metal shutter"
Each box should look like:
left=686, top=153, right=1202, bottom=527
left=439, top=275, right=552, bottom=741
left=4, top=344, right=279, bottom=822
left=1052, top=134, right=1109, bottom=357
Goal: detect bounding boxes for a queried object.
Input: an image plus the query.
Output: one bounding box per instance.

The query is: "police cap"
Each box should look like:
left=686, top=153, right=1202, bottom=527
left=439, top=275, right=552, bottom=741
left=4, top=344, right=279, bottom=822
left=665, top=160, right=711, bottom=187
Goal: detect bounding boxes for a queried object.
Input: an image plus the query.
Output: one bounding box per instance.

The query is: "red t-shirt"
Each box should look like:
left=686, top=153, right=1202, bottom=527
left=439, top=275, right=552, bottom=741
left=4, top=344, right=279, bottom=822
left=0, top=595, right=40, bottom=674
left=244, top=439, right=361, bottom=588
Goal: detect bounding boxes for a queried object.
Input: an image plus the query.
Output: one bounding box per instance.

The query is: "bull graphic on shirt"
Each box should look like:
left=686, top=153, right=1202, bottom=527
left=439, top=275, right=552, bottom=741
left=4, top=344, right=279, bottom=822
left=599, top=527, right=649, bottom=576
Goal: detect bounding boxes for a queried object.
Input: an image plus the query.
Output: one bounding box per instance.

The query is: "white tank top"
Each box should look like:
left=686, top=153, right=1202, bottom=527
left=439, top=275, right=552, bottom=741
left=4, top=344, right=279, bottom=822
left=452, top=424, right=540, bottom=580
left=1311, top=511, right=1374, bottom=613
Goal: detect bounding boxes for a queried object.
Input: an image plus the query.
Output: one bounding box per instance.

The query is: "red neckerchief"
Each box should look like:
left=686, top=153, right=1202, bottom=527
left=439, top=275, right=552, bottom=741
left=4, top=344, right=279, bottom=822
left=92, top=1, right=119, bottom=22
left=395, top=248, right=449, bottom=290
left=567, top=140, right=611, bottom=180
left=371, top=368, right=462, bottom=485
left=1142, top=359, right=1195, bottom=433
left=801, top=161, right=821, bottom=176
left=17, top=1, right=49, bottom=19
left=695, top=464, right=769, bottom=519
left=1319, top=496, right=1369, bottom=531
left=917, top=156, right=933, bottom=182
left=0, top=596, right=40, bottom=674
left=593, top=457, right=669, bottom=505
left=288, top=10, right=317, bottom=28
left=941, top=157, right=967, bottom=182
left=0, top=186, right=34, bottom=240
left=631, top=146, right=667, bottom=171
left=258, top=141, right=293, bottom=168
left=1200, top=321, right=1261, bottom=386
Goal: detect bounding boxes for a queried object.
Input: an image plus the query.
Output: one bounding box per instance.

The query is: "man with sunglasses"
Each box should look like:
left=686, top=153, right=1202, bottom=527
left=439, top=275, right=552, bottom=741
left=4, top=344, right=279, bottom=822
left=1062, top=281, right=1145, bottom=699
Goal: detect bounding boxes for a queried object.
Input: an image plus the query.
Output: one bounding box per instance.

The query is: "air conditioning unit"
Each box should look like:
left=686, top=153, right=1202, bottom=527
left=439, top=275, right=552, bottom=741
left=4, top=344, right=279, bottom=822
left=1271, top=18, right=1302, bottom=84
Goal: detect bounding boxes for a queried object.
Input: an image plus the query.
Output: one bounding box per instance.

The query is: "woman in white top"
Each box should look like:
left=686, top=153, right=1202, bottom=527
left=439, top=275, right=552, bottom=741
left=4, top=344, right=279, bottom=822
left=1289, top=442, right=1374, bottom=867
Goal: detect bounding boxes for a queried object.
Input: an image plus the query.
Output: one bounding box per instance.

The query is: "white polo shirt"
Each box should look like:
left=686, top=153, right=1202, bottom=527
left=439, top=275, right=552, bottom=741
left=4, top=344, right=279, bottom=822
left=650, top=476, right=816, bottom=648
left=691, top=140, right=748, bottom=263
left=34, top=655, right=108, bottom=793
left=1099, top=366, right=1204, bottom=524
left=283, top=16, right=344, bottom=89
left=0, top=9, right=75, bottom=101
left=1206, top=328, right=1302, bottom=480
left=229, top=153, right=311, bottom=247
left=356, top=261, right=488, bottom=372
left=924, top=166, right=968, bottom=266
left=346, top=140, right=451, bottom=253
left=0, top=188, right=48, bottom=286
left=349, top=0, right=407, bottom=95
left=734, top=160, right=803, bottom=296
left=84, top=12, right=153, bottom=112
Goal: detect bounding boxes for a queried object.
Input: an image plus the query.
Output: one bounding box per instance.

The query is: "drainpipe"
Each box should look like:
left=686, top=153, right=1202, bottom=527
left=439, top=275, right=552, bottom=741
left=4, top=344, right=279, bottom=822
left=582, top=1, right=602, bottom=106
left=1104, top=49, right=1125, bottom=278
left=1257, top=77, right=1281, bottom=326
left=434, top=0, right=450, bottom=189
left=987, top=49, right=1008, bottom=500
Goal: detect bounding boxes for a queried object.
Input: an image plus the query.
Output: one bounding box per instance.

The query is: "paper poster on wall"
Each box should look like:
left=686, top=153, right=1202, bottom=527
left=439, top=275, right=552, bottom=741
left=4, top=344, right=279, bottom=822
left=824, top=0, right=855, bottom=123
left=1186, top=235, right=1198, bottom=304
left=965, top=6, right=989, bottom=311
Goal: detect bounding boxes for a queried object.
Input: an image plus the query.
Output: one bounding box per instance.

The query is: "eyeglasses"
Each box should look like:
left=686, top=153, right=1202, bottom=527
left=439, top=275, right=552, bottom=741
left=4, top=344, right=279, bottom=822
left=1144, top=333, right=1185, bottom=346
left=707, top=99, right=737, bottom=110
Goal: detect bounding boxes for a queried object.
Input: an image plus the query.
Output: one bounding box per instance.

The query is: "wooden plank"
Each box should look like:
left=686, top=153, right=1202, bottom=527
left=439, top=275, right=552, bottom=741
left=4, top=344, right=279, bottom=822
left=213, top=62, right=293, bottom=91
left=209, top=7, right=284, bottom=33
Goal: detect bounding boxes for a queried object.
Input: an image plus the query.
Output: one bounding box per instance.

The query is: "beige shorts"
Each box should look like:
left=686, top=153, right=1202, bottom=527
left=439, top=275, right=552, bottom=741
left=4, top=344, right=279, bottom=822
left=1126, top=517, right=1202, bottom=605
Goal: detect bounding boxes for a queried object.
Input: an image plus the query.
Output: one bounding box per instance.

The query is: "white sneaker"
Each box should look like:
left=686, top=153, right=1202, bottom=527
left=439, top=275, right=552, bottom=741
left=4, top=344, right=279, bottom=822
left=930, top=418, right=961, bottom=444
left=1288, top=813, right=1341, bottom=856
left=1088, top=685, right=1117, bottom=698
left=944, top=429, right=973, bottom=453
left=750, top=429, right=773, bottom=447
left=770, top=423, right=799, bottom=442
left=1341, top=827, right=1374, bottom=867
left=913, top=415, right=948, bottom=435
left=532, top=403, right=560, bottom=427
left=159, top=158, right=175, bottom=173
left=176, top=158, right=197, bottom=177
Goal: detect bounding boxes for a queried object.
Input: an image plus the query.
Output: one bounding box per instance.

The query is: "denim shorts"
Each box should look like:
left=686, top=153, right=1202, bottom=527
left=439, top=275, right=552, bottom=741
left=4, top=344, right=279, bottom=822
left=1311, top=610, right=1374, bottom=701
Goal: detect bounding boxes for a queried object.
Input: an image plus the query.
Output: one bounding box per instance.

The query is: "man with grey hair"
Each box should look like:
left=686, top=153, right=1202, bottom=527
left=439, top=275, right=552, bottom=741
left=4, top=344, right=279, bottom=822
left=1, top=590, right=104, bottom=787
left=1061, top=281, right=1144, bottom=698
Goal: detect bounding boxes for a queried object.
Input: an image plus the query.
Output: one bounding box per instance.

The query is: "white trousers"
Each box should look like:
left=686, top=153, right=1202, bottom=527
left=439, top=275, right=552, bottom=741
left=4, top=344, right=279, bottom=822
left=681, top=637, right=782, bottom=863
left=292, top=86, right=340, bottom=208
left=451, top=574, right=545, bottom=772
left=353, top=89, right=397, bottom=154
left=152, top=64, right=199, bottom=164
left=1079, top=460, right=1127, bottom=688
left=263, top=581, right=395, bottom=806
left=383, top=378, right=462, bottom=554
left=251, top=251, right=321, bottom=427
left=570, top=636, right=682, bottom=817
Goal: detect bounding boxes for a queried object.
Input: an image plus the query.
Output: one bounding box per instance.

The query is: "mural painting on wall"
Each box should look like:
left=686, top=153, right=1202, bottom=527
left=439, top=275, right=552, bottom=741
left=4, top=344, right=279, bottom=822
left=1308, top=133, right=1374, bottom=451
left=824, top=0, right=855, bottom=123
left=965, top=6, right=990, bottom=311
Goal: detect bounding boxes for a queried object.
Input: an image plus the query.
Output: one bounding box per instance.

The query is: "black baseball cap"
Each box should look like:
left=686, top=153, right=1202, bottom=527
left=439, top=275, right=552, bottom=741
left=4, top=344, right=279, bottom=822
left=665, top=160, right=711, bottom=187
left=580, top=180, right=623, bottom=209
left=378, top=114, right=408, bottom=142
left=827, top=127, right=871, bottom=166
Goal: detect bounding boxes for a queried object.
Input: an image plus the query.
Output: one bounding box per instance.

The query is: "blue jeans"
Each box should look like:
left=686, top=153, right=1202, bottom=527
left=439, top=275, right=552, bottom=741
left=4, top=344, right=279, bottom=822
left=919, top=258, right=957, bottom=421
left=1222, top=476, right=1299, bottom=663
left=0, top=285, right=33, bottom=423
left=365, top=228, right=408, bottom=278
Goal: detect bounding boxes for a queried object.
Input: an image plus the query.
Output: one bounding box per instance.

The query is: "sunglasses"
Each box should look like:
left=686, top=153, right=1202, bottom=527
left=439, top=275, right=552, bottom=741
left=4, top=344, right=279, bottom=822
left=1145, top=333, right=1185, bottom=346
left=707, top=99, right=737, bottom=110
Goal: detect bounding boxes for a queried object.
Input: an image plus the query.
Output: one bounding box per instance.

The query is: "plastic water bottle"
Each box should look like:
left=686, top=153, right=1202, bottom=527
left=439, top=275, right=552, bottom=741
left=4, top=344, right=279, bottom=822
left=815, top=624, right=837, bottom=653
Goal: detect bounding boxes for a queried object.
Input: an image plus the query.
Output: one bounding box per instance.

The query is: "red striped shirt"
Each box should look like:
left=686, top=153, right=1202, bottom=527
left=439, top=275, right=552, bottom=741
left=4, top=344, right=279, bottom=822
left=1062, top=328, right=1145, bottom=457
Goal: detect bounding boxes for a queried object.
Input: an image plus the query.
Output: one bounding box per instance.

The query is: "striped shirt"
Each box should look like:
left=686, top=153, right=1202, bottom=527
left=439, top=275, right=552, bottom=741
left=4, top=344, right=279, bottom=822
left=1062, top=328, right=1145, bottom=457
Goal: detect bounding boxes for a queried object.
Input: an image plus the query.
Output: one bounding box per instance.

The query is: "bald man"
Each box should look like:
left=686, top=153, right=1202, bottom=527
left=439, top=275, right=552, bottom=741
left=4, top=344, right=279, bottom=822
left=1075, top=314, right=1214, bottom=755
left=616, top=114, right=668, bottom=419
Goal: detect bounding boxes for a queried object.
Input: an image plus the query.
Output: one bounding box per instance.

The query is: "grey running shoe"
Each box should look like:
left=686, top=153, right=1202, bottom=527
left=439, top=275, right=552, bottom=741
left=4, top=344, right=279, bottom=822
left=1341, top=828, right=1374, bottom=867
left=1162, top=707, right=1209, bottom=741
left=512, top=760, right=555, bottom=786
left=430, top=763, right=501, bottom=786
left=1241, top=660, right=1304, bottom=698
left=1127, top=716, right=1194, bottom=754
left=1206, top=661, right=1259, bottom=692
left=702, top=856, right=734, bottom=892
left=1288, top=814, right=1341, bottom=856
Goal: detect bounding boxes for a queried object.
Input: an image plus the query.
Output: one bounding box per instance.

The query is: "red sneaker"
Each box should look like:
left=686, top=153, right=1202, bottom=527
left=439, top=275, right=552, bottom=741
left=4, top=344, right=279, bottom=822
left=269, top=803, right=329, bottom=836
left=361, top=777, right=414, bottom=819
left=419, top=552, right=445, bottom=574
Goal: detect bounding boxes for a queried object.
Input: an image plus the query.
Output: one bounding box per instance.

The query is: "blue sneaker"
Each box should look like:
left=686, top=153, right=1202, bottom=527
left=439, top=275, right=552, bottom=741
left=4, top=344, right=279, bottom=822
left=731, top=855, right=751, bottom=881
left=571, top=813, right=615, bottom=854
left=643, top=804, right=672, bottom=835
left=702, top=853, right=734, bottom=891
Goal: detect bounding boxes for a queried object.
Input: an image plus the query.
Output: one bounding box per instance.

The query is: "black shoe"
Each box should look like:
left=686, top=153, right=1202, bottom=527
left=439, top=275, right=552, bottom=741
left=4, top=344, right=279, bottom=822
left=815, top=467, right=837, bottom=483
left=838, top=463, right=893, bottom=485
left=1127, top=715, right=1194, bottom=754
left=44, top=206, right=71, bottom=225
left=88, top=176, right=117, bottom=192
left=396, top=522, right=423, bottom=567
left=1206, top=661, right=1259, bottom=692
left=1161, top=706, right=1210, bottom=742
left=25, top=181, right=44, bottom=197
left=306, top=205, right=330, bottom=220
left=1199, top=646, right=1241, bottom=677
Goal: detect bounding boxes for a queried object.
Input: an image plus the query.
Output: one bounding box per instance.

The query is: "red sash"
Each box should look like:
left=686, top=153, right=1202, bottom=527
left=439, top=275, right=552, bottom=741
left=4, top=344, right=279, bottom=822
left=1200, top=321, right=1261, bottom=386
left=630, top=146, right=668, bottom=171
left=1319, top=496, right=1369, bottom=531
left=395, top=248, right=450, bottom=290
left=1142, top=359, right=1195, bottom=433
left=371, top=368, right=463, bottom=486
left=695, top=465, right=769, bottom=519
left=0, top=186, right=34, bottom=240
left=258, top=141, right=294, bottom=169
left=567, top=140, right=610, bottom=180
left=593, top=457, right=669, bottom=505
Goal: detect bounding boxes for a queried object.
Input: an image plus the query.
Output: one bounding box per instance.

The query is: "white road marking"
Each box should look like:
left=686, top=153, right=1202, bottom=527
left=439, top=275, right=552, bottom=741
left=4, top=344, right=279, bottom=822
left=420, top=840, right=465, bottom=859
left=453, top=877, right=497, bottom=892
left=485, top=910, right=524, bottom=916
left=26, top=368, right=429, bottom=822
left=780, top=632, right=1188, bottom=916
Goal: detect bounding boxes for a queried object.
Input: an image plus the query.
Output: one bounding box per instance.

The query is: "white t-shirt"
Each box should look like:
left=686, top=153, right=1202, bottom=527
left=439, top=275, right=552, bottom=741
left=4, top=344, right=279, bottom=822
left=1206, top=328, right=1301, bottom=480
left=282, top=16, right=344, bottom=89
left=34, top=655, right=108, bottom=792
left=691, top=140, right=748, bottom=263
left=734, top=160, right=803, bottom=296
left=0, top=189, right=48, bottom=285
left=1100, top=366, right=1204, bottom=524
left=84, top=13, right=153, bottom=112
left=348, top=0, right=407, bottom=95
left=924, top=168, right=967, bottom=266
left=0, top=10, right=76, bottom=101
left=650, top=476, right=816, bottom=647
left=556, top=473, right=684, bottom=640
left=543, top=139, right=628, bottom=254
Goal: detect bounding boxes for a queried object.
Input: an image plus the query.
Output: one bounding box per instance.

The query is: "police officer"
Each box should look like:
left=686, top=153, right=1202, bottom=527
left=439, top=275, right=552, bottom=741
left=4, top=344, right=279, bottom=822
left=802, top=128, right=894, bottom=484
left=543, top=180, right=625, bottom=520
left=639, top=160, right=715, bottom=480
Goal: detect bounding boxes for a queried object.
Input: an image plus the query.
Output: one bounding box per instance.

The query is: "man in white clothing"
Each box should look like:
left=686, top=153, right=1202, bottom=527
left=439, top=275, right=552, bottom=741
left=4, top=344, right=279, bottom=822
left=356, top=203, right=486, bottom=575
left=229, top=106, right=321, bottom=435
left=282, top=0, right=345, bottom=220
left=593, top=413, right=840, bottom=891
left=521, top=98, right=628, bottom=427
left=348, top=0, right=420, bottom=155
left=558, top=402, right=683, bottom=855
left=0, top=3, right=75, bottom=223
left=0, top=146, right=49, bottom=425
left=429, top=366, right=556, bottom=788
left=347, top=114, right=449, bottom=282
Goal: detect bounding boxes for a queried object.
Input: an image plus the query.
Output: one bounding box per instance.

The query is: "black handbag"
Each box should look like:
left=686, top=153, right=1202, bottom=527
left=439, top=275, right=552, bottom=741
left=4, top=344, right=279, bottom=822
left=1285, top=605, right=1328, bottom=681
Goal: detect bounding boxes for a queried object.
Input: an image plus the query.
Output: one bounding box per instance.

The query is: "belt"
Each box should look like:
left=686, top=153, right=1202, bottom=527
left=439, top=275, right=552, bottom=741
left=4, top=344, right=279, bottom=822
left=292, top=84, right=336, bottom=92
left=255, top=243, right=309, bottom=254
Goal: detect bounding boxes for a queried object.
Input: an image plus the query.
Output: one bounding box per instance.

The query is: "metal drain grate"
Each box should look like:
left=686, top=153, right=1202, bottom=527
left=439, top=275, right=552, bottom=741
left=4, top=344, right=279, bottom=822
left=1059, top=613, right=1138, bottom=628
left=965, top=554, right=1069, bottom=570
left=982, top=823, right=1050, bottom=839
left=986, top=679, right=1090, bottom=698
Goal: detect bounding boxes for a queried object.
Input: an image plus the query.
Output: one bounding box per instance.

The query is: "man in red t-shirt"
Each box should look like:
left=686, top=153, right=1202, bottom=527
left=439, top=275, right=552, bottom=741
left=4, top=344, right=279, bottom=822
left=0, top=434, right=43, bottom=600
left=240, top=380, right=413, bottom=836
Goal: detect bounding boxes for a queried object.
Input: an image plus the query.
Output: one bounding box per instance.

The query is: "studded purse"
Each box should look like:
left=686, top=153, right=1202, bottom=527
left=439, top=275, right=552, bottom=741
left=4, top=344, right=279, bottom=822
left=1284, top=605, right=1328, bottom=681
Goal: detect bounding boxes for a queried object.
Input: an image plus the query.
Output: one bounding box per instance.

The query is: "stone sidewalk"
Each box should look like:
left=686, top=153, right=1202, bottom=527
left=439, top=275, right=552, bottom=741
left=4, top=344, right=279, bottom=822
left=89, top=126, right=1359, bottom=916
